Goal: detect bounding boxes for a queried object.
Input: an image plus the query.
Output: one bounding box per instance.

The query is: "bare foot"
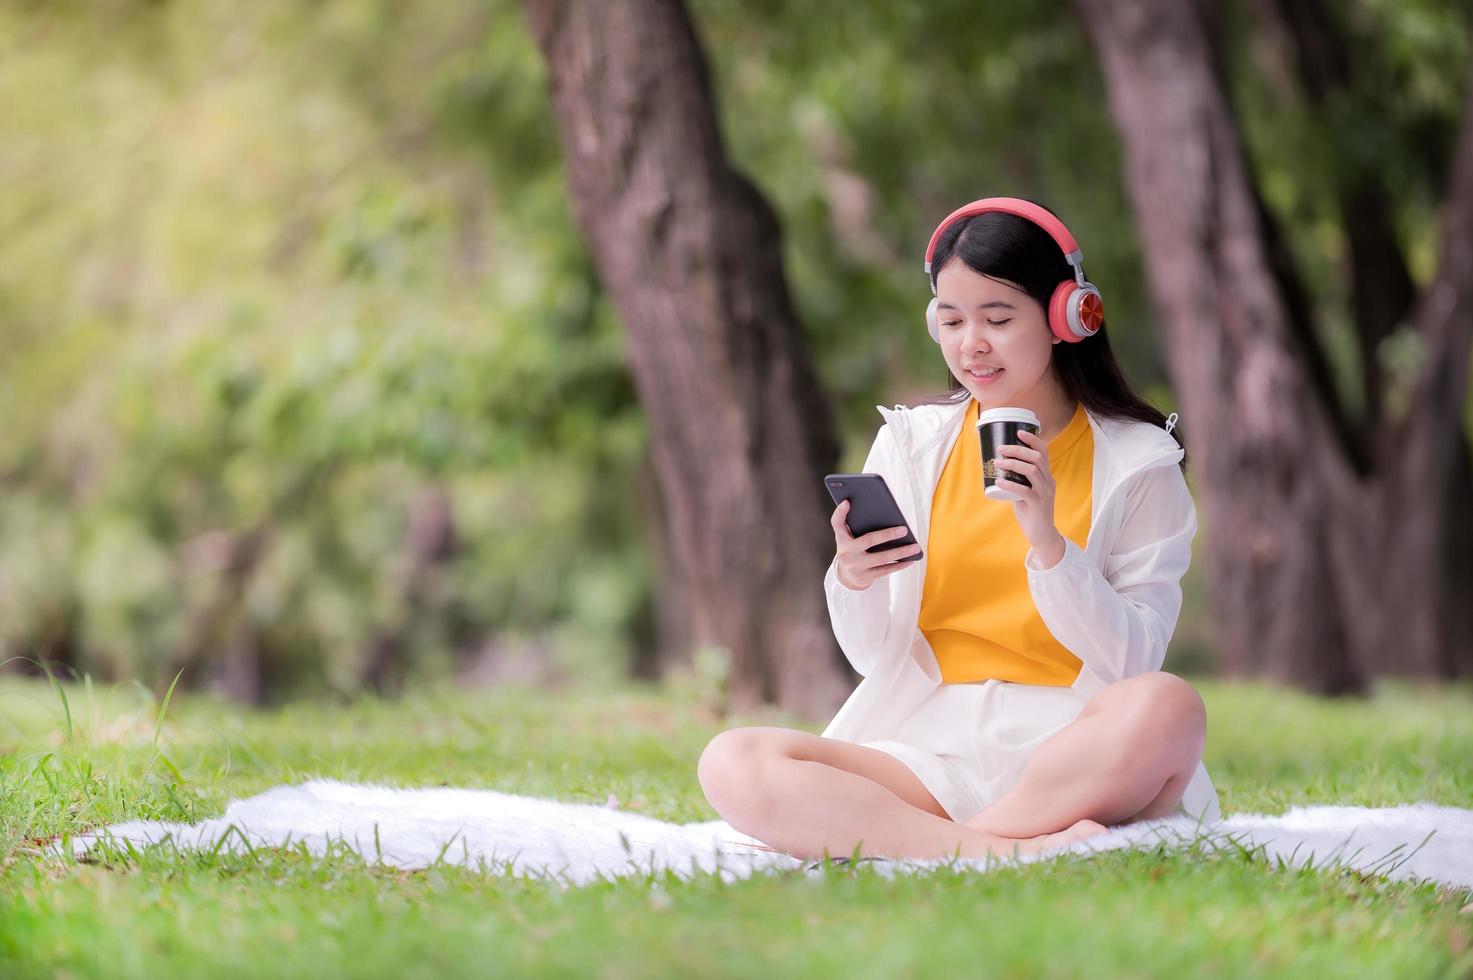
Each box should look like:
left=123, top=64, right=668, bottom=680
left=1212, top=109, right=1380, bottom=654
left=958, top=818, right=1109, bottom=860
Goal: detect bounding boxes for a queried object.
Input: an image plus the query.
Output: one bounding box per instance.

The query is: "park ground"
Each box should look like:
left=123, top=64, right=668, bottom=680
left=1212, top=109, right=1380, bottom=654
left=2, top=673, right=1471, bottom=978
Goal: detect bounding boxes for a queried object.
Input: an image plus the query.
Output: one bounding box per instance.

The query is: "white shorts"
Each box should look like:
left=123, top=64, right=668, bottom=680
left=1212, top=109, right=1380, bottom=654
left=859, top=678, right=1091, bottom=823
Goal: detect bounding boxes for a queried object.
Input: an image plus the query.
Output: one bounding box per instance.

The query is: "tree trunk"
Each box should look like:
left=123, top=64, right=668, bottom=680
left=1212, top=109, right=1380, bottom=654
left=629, top=448, right=695, bottom=683
left=1357, top=74, right=1473, bottom=680
left=1072, top=0, right=1473, bottom=692
left=169, top=527, right=270, bottom=704
left=519, top=0, right=853, bottom=718
left=361, top=485, right=458, bottom=697
left=1252, top=0, right=1473, bottom=680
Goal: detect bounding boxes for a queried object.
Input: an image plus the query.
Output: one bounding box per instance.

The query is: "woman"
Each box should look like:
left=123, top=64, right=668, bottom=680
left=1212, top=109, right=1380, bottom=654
left=698, top=198, right=1220, bottom=863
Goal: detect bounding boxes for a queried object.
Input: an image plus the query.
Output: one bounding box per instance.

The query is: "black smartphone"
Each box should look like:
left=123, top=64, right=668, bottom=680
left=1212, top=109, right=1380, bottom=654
left=824, top=473, right=923, bottom=562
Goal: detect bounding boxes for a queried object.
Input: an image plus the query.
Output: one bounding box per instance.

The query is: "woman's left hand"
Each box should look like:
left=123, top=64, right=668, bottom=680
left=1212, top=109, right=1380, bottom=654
left=995, top=430, right=1067, bottom=569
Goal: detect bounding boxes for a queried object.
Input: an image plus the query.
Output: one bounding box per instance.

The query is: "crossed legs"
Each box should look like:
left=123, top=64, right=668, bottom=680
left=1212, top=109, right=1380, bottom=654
left=696, top=671, right=1206, bottom=861
left=696, top=721, right=1101, bottom=861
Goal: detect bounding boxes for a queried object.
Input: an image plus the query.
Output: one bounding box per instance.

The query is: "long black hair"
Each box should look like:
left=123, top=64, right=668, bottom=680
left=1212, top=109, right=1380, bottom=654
left=912, top=203, right=1189, bottom=475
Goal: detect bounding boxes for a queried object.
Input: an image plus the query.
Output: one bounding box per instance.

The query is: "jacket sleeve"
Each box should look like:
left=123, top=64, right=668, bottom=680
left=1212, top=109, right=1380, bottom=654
left=1022, top=460, right=1196, bottom=686
left=823, top=423, right=900, bottom=678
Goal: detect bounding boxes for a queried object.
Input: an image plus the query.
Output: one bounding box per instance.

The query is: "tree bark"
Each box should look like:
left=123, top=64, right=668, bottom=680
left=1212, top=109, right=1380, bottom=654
left=361, top=485, right=459, bottom=697
left=628, top=448, right=693, bottom=682
left=169, top=527, right=270, bottom=704
left=1358, top=72, right=1473, bottom=679
left=1072, top=0, right=1473, bottom=691
left=519, top=0, right=853, bottom=718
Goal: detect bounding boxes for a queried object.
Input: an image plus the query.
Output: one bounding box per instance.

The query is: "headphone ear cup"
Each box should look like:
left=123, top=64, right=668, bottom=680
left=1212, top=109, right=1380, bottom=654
left=1048, top=281, right=1104, bottom=342
left=925, top=297, right=941, bottom=343
left=1048, top=282, right=1078, bottom=342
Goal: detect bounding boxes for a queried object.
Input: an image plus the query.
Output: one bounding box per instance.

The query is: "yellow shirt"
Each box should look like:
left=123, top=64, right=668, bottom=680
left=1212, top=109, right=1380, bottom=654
left=918, top=398, right=1094, bottom=686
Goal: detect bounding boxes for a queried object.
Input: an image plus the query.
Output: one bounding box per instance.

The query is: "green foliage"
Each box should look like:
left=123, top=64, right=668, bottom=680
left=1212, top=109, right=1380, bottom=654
left=0, top=0, right=648, bottom=698
left=1, top=0, right=1467, bottom=697
left=1223, top=0, right=1470, bottom=424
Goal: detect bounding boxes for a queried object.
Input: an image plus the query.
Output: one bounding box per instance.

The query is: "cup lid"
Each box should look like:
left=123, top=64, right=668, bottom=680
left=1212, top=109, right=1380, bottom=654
left=976, top=406, right=1041, bottom=427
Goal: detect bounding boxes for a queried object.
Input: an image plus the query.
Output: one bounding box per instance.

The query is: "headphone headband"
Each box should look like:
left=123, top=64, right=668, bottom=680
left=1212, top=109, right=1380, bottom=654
left=920, top=196, right=1104, bottom=344
left=922, top=197, right=1085, bottom=281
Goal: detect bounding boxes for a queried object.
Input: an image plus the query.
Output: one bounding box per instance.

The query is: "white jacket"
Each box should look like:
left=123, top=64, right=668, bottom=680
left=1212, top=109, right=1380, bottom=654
left=820, top=397, right=1222, bottom=824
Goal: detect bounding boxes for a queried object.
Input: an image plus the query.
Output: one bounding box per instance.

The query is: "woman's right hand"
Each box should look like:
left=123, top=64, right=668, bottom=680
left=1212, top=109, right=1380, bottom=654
left=830, top=499, right=921, bottom=591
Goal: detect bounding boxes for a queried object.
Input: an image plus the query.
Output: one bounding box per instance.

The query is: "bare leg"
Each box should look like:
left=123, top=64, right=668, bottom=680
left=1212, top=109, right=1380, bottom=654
left=698, top=728, right=1106, bottom=862
left=964, top=672, right=1208, bottom=838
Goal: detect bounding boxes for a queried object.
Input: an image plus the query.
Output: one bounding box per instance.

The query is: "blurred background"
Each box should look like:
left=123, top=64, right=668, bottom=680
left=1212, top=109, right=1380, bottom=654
left=2, top=0, right=1469, bottom=716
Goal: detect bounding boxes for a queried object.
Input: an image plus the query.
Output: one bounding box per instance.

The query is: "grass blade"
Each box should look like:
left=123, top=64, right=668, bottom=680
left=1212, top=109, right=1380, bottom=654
left=39, top=660, right=73, bottom=744
left=153, top=668, right=185, bottom=748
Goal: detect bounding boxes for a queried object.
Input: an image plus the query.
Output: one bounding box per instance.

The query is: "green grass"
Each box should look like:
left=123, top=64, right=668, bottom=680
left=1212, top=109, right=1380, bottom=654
left=2, top=672, right=1471, bottom=978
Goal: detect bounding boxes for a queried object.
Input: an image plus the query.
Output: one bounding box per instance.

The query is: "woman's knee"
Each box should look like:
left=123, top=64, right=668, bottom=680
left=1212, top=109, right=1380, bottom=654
left=697, top=727, right=793, bottom=811
left=1141, top=672, right=1207, bottom=740
left=1097, top=672, right=1206, bottom=735
left=1126, top=675, right=1207, bottom=775
left=1085, top=673, right=1206, bottom=772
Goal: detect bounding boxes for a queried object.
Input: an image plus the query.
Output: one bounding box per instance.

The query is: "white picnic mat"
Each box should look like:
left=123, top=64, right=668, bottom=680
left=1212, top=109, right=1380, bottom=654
left=63, top=779, right=1473, bottom=892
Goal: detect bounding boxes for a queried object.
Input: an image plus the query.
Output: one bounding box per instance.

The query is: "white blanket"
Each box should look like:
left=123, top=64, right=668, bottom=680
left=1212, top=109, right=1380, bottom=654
left=64, top=780, right=1473, bottom=892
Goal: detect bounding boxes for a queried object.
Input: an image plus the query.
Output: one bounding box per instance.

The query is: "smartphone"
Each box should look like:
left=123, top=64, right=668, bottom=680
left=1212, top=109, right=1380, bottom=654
left=824, top=473, right=923, bottom=562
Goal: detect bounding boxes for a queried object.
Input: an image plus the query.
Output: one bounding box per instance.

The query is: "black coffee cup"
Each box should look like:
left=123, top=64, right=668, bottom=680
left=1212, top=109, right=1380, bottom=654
left=977, top=407, right=1041, bottom=501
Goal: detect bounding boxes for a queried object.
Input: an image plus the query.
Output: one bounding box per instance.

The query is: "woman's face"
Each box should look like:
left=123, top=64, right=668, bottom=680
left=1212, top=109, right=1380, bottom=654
left=934, top=259, right=1061, bottom=408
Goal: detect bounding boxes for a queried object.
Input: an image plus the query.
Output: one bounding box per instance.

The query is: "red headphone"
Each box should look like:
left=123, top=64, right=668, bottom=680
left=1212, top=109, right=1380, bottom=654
left=923, top=197, right=1104, bottom=344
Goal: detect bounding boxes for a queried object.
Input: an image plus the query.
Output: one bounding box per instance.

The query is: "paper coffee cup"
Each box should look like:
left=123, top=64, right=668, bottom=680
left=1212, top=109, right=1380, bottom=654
left=976, top=407, right=1041, bottom=501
